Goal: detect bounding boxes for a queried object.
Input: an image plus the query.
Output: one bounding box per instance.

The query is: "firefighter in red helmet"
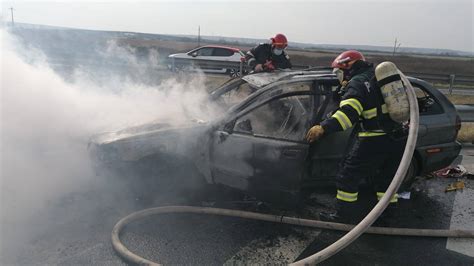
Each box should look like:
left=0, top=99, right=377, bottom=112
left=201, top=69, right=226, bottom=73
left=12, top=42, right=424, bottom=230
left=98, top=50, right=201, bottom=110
left=245, top=33, right=292, bottom=72
left=306, top=50, right=407, bottom=225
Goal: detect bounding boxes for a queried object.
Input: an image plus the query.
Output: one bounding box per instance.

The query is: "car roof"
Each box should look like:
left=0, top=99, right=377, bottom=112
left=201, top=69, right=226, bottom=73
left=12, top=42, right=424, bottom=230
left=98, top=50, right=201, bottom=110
left=240, top=68, right=436, bottom=90
left=199, top=45, right=241, bottom=52
left=211, top=68, right=431, bottom=107
left=242, top=68, right=334, bottom=88
left=209, top=68, right=335, bottom=99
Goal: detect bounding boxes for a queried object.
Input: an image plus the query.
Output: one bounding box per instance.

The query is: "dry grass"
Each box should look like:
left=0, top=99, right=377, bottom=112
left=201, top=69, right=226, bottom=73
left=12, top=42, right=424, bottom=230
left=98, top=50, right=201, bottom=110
left=446, top=94, right=474, bottom=105
left=291, top=51, right=474, bottom=76
left=458, top=123, right=474, bottom=143
left=447, top=95, right=474, bottom=142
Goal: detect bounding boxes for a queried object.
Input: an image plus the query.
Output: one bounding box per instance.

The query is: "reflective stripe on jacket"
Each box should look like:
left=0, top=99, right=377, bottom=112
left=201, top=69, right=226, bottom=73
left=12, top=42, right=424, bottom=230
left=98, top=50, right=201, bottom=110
left=321, top=65, right=395, bottom=137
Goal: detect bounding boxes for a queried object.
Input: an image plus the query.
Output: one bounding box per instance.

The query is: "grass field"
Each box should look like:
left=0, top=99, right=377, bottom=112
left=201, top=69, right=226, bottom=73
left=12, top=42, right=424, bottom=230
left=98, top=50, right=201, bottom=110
left=458, top=123, right=474, bottom=143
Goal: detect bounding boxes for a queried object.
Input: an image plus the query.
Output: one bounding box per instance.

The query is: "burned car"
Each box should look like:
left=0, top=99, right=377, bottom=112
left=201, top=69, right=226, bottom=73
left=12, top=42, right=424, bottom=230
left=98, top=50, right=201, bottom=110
left=89, top=70, right=462, bottom=202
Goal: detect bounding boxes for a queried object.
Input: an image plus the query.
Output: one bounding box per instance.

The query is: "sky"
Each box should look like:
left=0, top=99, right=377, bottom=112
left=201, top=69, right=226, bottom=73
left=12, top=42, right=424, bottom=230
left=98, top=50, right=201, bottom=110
left=1, top=0, right=473, bottom=52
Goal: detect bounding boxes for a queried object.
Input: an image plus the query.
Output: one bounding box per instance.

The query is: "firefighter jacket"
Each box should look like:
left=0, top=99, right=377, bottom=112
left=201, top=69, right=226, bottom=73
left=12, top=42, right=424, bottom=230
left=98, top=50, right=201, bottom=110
left=246, top=43, right=292, bottom=70
left=320, top=64, right=397, bottom=137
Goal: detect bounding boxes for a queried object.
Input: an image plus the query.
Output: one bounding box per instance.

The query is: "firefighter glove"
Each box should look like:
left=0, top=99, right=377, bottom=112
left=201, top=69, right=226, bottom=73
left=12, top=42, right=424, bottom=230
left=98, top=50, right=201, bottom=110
left=306, top=125, right=324, bottom=143
left=264, top=60, right=275, bottom=71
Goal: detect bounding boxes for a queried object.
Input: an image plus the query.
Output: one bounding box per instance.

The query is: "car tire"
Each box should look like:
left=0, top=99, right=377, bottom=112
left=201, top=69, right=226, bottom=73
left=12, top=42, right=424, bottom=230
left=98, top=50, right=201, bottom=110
left=400, top=158, right=418, bottom=191
left=228, top=68, right=241, bottom=78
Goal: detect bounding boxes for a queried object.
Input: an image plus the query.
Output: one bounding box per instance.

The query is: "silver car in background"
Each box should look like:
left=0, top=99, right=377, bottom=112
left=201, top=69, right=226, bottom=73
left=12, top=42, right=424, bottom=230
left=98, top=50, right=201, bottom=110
left=168, top=45, right=246, bottom=77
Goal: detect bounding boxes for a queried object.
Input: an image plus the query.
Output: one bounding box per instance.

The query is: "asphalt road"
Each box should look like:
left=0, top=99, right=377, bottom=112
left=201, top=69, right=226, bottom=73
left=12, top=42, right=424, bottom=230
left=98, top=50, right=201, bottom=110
left=1, top=145, right=473, bottom=265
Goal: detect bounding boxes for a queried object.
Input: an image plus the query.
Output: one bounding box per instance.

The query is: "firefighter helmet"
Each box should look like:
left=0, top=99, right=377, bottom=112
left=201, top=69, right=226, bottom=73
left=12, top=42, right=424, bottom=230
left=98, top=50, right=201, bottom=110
left=271, top=33, right=288, bottom=49
left=331, top=50, right=366, bottom=69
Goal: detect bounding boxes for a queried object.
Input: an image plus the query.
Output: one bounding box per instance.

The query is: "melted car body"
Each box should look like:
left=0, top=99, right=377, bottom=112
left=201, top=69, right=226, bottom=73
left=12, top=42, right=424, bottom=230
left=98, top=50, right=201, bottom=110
left=89, top=70, right=462, bottom=202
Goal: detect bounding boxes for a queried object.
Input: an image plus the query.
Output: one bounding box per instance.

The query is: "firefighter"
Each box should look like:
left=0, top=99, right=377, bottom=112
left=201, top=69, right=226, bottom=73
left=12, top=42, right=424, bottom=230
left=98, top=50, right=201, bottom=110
left=305, top=50, right=407, bottom=224
left=246, top=33, right=292, bottom=72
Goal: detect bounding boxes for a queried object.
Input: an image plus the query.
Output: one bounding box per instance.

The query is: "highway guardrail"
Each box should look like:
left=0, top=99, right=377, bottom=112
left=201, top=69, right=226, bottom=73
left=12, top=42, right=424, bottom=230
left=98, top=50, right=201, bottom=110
left=455, top=105, right=474, bottom=122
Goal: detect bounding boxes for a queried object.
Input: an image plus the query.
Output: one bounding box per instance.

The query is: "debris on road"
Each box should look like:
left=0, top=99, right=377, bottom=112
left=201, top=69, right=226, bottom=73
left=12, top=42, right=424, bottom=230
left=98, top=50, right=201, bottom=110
left=429, top=165, right=472, bottom=179
left=398, top=191, right=411, bottom=199
left=445, top=180, right=465, bottom=192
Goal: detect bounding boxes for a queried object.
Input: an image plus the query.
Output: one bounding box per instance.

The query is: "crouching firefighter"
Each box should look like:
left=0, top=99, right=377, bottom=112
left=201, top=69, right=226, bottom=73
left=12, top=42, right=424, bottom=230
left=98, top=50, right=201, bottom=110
left=245, top=33, right=292, bottom=72
left=305, top=50, right=408, bottom=224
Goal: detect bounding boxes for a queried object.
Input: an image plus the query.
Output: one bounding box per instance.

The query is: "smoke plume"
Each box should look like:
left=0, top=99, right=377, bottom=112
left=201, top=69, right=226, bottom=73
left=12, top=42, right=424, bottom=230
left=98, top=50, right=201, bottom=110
left=0, top=29, right=216, bottom=262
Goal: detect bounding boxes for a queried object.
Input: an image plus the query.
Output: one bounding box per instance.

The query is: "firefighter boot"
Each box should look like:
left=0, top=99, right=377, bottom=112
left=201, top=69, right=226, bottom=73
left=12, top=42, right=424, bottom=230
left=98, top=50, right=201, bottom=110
left=319, top=200, right=359, bottom=224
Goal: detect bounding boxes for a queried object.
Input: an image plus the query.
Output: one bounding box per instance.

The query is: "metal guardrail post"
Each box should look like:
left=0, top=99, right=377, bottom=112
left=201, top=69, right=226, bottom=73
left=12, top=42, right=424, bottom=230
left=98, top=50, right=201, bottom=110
left=449, top=74, right=456, bottom=94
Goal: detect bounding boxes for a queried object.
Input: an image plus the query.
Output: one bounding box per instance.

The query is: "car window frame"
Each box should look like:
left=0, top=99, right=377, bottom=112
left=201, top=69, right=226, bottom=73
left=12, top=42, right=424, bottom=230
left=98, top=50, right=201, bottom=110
left=186, top=47, right=199, bottom=56
left=233, top=92, right=315, bottom=142
left=223, top=90, right=320, bottom=143
left=212, top=47, right=235, bottom=57
left=187, top=47, right=215, bottom=57
left=409, top=80, right=445, bottom=115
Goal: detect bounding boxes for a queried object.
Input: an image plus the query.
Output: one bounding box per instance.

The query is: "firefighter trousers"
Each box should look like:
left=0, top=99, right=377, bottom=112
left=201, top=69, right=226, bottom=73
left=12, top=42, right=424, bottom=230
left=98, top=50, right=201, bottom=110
left=335, top=134, right=407, bottom=203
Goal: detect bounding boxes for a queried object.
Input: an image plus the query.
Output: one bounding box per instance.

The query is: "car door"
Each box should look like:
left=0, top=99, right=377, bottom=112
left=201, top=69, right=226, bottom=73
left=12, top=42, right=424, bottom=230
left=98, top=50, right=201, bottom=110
left=212, top=47, right=235, bottom=61
left=305, top=80, right=355, bottom=186
left=305, top=78, right=451, bottom=186
left=191, top=47, right=214, bottom=59
left=212, top=47, right=240, bottom=73
left=192, top=47, right=229, bottom=73
left=209, top=81, right=316, bottom=202
left=187, top=47, right=213, bottom=67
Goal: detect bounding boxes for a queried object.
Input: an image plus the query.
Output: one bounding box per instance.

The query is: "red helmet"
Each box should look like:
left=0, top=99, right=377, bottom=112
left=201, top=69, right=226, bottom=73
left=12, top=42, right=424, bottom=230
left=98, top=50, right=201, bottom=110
left=331, top=50, right=365, bottom=69
left=271, top=33, right=288, bottom=49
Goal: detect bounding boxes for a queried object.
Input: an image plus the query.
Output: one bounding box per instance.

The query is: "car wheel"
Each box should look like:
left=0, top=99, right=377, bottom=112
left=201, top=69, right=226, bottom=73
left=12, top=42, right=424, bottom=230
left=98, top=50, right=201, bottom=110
left=228, top=68, right=241, bottom=78
left=400, top=158, right=418, bottom=191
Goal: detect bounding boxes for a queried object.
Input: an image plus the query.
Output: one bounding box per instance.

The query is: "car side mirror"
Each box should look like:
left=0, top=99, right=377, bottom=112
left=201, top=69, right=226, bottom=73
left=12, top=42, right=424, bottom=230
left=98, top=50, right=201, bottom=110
left=191, top=52, right=198, bottom=57
left=223, top=120, right=235, bottom=133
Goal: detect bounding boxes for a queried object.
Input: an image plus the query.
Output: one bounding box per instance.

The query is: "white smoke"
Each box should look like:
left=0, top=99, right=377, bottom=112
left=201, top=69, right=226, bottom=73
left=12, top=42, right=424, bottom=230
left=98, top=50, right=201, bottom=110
left=0, top=29, right=216, bottom=261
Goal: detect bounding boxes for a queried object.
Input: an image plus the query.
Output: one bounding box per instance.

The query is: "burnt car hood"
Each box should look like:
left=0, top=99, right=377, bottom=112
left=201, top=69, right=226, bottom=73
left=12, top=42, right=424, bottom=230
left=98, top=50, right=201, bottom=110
left=89, top=120, right=210, bottom=162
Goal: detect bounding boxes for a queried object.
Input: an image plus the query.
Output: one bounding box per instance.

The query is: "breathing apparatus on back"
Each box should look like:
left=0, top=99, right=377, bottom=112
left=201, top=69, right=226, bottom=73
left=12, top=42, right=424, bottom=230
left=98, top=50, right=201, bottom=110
left=332, top=51, right=411, bottom=133
left=374, top=61, right=410, bottom=123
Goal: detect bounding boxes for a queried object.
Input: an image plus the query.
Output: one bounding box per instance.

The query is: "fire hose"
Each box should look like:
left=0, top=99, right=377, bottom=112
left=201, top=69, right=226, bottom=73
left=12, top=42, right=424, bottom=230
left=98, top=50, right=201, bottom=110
left=111, top=72, right=474, bottom=265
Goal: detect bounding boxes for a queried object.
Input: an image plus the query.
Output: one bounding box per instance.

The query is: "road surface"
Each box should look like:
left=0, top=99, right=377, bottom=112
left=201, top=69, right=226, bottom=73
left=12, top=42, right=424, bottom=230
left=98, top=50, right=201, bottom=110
left=1, top=145, right=473, bottom=265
